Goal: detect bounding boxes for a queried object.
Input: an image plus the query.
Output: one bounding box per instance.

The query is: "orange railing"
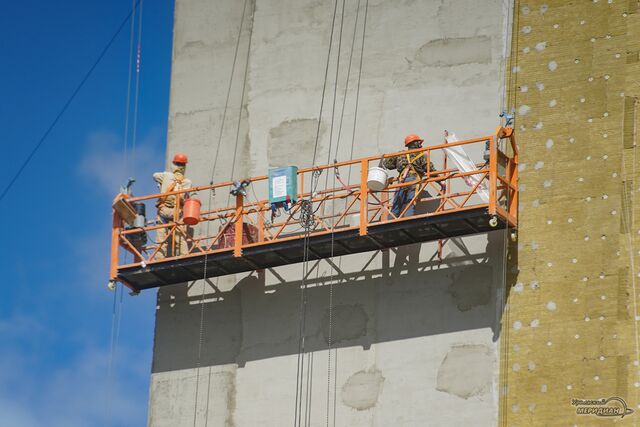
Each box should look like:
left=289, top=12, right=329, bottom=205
left=110, top=127, right=517, bottom=287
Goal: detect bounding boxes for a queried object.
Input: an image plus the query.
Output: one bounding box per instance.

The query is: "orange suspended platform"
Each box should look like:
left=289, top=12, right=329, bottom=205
left=110, top=127, right=517, bottom=292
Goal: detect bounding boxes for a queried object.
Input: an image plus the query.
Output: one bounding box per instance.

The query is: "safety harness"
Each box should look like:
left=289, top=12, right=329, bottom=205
left=398, top=152, right=426, bottom=207
left=156, top=172, right=185, bottom=209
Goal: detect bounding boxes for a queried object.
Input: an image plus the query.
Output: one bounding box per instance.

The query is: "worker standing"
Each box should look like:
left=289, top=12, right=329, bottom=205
left=381, top=134, right=434, bottom=218
left=153, top=153, right=193, bottom=258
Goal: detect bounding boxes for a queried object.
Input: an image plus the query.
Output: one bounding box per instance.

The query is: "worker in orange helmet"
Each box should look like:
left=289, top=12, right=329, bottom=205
left=153, top=153, right=193, bottom=258
left=380, top=134, right=435, bottom=218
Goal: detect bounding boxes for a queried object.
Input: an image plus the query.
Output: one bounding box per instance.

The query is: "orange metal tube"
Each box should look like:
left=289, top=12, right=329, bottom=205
left=488, top=135, right=497, bottom=216
left=359, top=159, right=368, bottom=236
left=234, top=194, right=243, bottom=257
left=110, top=212, right=121, bottom=282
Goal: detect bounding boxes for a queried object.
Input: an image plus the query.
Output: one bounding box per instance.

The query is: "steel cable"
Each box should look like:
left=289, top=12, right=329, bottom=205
left=192, top=1, right=250, bottom=425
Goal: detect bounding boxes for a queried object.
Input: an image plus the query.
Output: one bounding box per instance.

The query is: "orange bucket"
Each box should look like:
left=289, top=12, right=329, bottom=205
left=183, top=198, right=201, bottom=225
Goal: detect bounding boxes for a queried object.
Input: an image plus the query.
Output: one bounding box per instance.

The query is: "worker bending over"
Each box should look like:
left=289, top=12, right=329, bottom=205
left=381, top=134, right=434, bottom=218
left=153, top=153, right=193, bottom=258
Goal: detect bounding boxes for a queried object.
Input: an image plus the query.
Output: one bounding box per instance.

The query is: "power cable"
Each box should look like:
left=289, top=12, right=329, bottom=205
left=0, top=0, right=141, bottom=204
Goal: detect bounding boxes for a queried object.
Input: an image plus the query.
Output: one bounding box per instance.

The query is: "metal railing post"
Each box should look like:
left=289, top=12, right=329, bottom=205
left=234, top=193, right=243, bottom=257
left=110, top=211, right=120, bottom=282
left=510, top=133, right=518, bottom=226
left=489, top=135, right=498, bottom=216
left=359, top=159, right=368, bottom=236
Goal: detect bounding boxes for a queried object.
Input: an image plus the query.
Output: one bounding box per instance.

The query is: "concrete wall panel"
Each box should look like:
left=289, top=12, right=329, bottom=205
left=149, top=0, right=510, bottom=425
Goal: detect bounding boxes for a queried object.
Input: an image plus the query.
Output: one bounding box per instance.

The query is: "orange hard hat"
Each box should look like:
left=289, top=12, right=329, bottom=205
left=404, top=134, right=424, bottom=146
left=172, top=153, right=188, bottom=164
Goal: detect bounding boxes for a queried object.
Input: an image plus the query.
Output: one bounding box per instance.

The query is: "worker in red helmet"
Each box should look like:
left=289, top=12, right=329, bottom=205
left=153, top=153, right=193, bottom=258
left=380, top=134, right=435, bottom=218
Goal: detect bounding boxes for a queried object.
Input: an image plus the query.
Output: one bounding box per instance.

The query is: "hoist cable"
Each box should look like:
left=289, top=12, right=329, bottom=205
left=294, top=0, right=340, bottom=422
left=130, top=0, right=145, bottom=171
left=0, top=0, right=141, bottom=204
left=226, top=7, right=254, bottom=208
left=499, top=3, right=517, bottom=424
left=310, top=0, right=340, bottom=168
left=332, top=0, right=361, bottom=164
left=328, top=3, right=368, bottom=425
left=107, top=2, right=140, bottom=422
left=210, top=0, right=249, bottom=184
left=122, top=0, right=137, bottom=174
left=325, top=0, right=347, bottom=167
left=192, top=2, right=250, bottom=426
left=105, top=281, right=123, bottom=426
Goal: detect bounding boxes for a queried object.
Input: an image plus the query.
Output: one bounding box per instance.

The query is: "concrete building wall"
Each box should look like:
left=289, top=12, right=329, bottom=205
left=148, top=1, right=511, bottom=425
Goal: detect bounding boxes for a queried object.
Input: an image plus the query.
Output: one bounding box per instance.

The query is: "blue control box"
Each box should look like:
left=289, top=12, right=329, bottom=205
left=268, top=166, right=298, bottom=204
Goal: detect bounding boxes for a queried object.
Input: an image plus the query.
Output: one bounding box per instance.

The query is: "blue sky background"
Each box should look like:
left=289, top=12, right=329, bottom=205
left=0, top=1, right=174, bottom=425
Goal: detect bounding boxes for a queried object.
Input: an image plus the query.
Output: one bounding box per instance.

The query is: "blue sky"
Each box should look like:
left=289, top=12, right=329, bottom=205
left=0, top=1, right=173, bottom=425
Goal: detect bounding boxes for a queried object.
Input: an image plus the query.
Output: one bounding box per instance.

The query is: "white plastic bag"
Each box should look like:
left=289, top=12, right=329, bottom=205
left=443, top=133, right=490, bottom=203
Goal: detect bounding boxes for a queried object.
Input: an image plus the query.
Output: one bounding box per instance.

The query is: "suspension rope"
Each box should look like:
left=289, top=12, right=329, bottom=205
left=130, top=0, right=145, bottom=171
left=192, top=2, right=250, bottom=426
left=310, top=0, right=340, bottom=168
left=345, top=0, right=368, bottom=186
left=210, top=0, right=249, bottom=185
left=122, top=0, right=137, bottom=174
left=105, top=281, right=124, bottom=426
left=294, top=0, right=341, bottom=423
left=325, top=0, right=347, bottom=167
left=323, top=1, right=368, bottom=425
left=294, top=218, right=313, bottom=427
left=332, top=0, right=362, bottom=163
left=106, top=3, right=142, bottom=422
left=499, top=3, right=517, bottom=424
left=226, top=5, right=254, bottom=208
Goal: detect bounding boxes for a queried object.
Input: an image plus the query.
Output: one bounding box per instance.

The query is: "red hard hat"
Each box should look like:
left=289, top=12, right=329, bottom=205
left=404, top=134, right=424, bottom=146
left=172, top=153, right=188, bottom=164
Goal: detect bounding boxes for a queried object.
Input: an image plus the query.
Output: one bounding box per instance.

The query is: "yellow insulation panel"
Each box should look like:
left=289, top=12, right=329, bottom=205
left=501, top=0, right=640, bottom=425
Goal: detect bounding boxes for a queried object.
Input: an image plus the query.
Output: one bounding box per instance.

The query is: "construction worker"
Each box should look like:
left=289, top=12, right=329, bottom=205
left=153, top=153, right=193, bottom=258
left=381, top=134, right=435, bottom=218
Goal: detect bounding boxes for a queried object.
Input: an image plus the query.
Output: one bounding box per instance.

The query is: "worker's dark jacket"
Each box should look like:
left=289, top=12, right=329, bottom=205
left=382, top=152, right=434, bottom=181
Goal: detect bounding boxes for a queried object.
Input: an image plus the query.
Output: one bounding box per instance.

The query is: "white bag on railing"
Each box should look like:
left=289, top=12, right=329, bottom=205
left=443, top=133, right=490, bottom=203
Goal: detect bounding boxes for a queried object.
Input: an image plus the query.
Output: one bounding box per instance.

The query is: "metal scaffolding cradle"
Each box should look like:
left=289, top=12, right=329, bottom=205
left=110, top=127, right=518, bottom=292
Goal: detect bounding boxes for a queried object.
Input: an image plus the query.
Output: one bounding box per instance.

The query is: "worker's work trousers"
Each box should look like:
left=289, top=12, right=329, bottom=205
left=156, top=210, right=189, bottom=259
left=391, top=184, right=417, bottom=218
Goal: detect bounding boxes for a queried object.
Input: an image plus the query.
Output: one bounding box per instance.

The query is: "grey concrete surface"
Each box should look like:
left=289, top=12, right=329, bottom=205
left=148, top=0, right=511, bottom=425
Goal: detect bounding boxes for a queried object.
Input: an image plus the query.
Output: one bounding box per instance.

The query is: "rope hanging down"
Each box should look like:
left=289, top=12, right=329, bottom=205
left=107, top=2, right=142, bottom=423
left=325, top=0, right=368, bottom=426
left=293, top=0, right=370, bottom=424
left=129, top=0, right=145, bottom=172
left=192, top=1, right=251, bottom=426
left=122, top=0, right=137, bottom=175
left=294, top=0, right=341, bottom=420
